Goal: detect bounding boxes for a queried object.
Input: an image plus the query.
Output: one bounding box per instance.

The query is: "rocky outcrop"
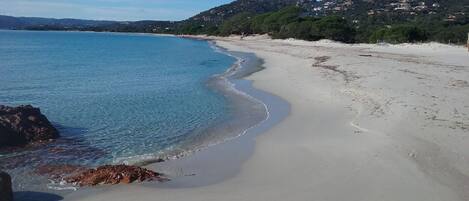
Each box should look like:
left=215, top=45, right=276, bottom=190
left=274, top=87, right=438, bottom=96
left=65, top=165, right=166, bottom=186
left=0, top=105, right=59, bottom=148
left=0, top=171, right=13, bottom=201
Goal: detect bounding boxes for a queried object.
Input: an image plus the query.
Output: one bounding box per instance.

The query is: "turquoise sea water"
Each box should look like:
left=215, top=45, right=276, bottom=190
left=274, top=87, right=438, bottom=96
left=0, top=30, right=266, bottom=191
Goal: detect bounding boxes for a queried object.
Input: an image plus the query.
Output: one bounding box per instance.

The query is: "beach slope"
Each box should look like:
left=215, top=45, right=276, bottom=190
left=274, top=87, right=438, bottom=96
left=71, top=36, right=469, bottom=201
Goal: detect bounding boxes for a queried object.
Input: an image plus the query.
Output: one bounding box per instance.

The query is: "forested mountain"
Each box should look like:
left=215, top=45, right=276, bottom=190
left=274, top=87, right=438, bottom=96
left=186, top=0, right=468, bottom=24
left=177, top=0, right=469, bottom=43
left=0, top=15, right=116, bottom=30
left=1, top=0, right=468, bottom=44
left=188, top=0, right=298, bottom=25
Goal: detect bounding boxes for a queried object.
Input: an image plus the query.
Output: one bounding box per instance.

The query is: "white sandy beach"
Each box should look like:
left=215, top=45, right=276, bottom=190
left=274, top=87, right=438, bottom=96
left=70, top=36, right=469, bottom=201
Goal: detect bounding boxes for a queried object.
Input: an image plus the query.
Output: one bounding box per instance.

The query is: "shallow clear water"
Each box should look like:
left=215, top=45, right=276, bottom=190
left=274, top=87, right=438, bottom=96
left=0, top=30, right=264, bottom=188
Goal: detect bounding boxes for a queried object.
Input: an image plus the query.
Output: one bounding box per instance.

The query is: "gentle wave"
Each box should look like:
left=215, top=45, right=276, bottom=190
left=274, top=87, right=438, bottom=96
left=112, top=41, right=270, bottom=167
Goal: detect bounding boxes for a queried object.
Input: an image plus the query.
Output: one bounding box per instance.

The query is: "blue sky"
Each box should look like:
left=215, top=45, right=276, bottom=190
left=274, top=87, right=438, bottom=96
left=0, top=0, right=234, bottom=21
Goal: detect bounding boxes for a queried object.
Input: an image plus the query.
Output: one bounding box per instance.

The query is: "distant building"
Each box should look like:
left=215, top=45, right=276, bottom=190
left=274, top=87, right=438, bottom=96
left=467, top=33, right=469, bottom=52
left=444, top=15, right=457, bottom=22
left=395, top=3, right=411, bottom=11
left=313, top=7, right=322, bottom=11
left=414, top=1, right=427, bottom=11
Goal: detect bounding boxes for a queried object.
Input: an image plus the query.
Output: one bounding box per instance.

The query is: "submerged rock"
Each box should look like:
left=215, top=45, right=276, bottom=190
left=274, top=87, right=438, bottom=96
left=65, top=165, right=166, bottom=186
left=0, top=105, right=59, bottom=148
left=0, top=171, right=13, bottom=201
left=36, top=164, right=88, bottom=180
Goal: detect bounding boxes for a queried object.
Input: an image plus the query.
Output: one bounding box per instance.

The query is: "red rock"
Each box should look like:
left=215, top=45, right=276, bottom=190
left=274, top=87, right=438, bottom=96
left=0, top=171, right=13, bottom=201
left=65, top=165, right=166, bottom=186
left=0, top=105, right=59, bottom=148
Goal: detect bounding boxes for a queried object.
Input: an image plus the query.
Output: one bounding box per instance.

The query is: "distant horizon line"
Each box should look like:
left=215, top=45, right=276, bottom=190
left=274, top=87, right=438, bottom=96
left=0, top=14, right=188, bottom=22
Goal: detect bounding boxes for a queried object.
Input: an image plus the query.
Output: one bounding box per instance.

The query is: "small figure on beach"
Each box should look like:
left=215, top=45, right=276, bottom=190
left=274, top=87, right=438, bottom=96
left=467, top=33, right=469, bottom=52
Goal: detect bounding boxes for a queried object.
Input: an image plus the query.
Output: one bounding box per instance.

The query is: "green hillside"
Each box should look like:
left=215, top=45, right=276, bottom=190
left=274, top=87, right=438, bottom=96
left=2, top=0, right=468, bottom=44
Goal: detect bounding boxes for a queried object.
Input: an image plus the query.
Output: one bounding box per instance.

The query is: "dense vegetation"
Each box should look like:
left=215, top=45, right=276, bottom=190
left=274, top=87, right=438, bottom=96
left=184, top=6, right=469, bottom=44
left=2, top=0, right=468, bottom=44
left=215, top=7, right=356, bottom=43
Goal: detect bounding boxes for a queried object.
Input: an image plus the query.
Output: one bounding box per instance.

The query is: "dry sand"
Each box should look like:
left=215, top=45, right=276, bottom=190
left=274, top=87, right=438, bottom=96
left=70, top=35, right=469, bottom=201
